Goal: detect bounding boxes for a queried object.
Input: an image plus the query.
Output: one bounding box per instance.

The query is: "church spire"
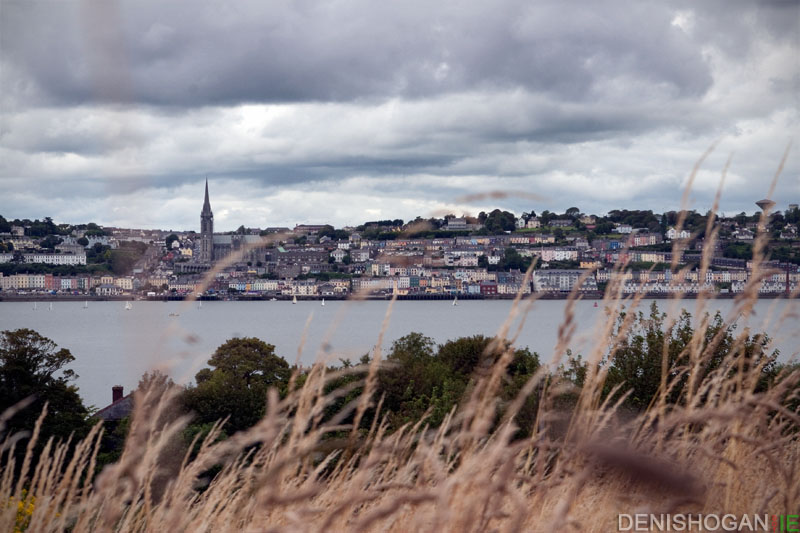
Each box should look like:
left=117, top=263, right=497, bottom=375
left=200, top=178, right=214, bottom=263
left=202, top=178, right=212, bottom=213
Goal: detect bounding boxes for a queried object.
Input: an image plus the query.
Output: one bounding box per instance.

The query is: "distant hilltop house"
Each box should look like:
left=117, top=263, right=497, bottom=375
left=262, top=227, right=291, bottom=235
left=733, top=228, right=755, bottom=241
left=613, top=224, right=633, bottom=234
left=515, top=217, right=541, bottom=229
left=445, top=218, right=484, bottom=231
left=293, top=224, right=329, bottom=235
left=666, top=227, right=691, bottom=240
left=549, top=219, right=573, bottom=228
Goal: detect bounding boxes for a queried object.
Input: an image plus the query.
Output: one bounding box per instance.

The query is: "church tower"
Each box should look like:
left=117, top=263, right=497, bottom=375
left=199, top=179, right=214, bottom=263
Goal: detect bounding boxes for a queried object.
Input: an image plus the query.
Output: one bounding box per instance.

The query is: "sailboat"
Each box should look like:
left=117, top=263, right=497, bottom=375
left=83, top=301, right=88, bottom=309
left=452, top=296, right=458, bottom=306
left=125, top=301, right=133, bottom=310
left=33, top=302, right=37, bottom=311
left=321, top=298, right=325, bottom=306
left=198, top=300, right=203, bottom=309
left=292, top=295, right=297, bottom=304
left=49, top=302, right=53, bottom=311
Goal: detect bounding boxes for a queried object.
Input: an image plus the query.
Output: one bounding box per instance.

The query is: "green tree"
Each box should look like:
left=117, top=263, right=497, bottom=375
left=603, top=303, right=776, bottom=409
left=83, top=223, right=107, bottom=237
left=501, top=247, right=531, bottom=271
left=165, top=233, right=179, bottom=250
left=39, top=235, right=63, bottom=250
left=723, top=242, right=753, bottom=260
left=0, top=329, right=92, bottom=475
left=182, top=337, right=291, bottom=433
left=375, top=333, right=541, bottom=434
left=483, top=209, right=516, bottom=234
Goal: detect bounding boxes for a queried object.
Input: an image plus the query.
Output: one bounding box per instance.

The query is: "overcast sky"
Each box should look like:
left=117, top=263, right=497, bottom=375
left=1, top=0, right=798, bottom=231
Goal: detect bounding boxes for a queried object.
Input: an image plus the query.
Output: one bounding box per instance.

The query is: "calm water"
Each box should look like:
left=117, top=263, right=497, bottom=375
left=1, top=298, right=798, bottom=408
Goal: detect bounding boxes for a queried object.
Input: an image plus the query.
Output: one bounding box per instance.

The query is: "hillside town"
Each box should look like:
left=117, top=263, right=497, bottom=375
left=1, top=185, right=799, bottom=300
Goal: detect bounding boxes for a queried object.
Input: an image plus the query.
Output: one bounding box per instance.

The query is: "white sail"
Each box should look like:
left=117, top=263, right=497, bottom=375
left=33, top=302, right=37, bottom=310
left=453, top=296, right=458, bottom=306
left=49, top=302, right=53, bottom=311
left=83, top=301, right=88, bottom=309
left=321, top=298, right=325, bottom=306
left=292, top=295, right=297, bottom=304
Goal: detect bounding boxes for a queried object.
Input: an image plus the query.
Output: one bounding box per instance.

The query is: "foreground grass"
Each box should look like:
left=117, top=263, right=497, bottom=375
left=3, top=292, right=797, bottom=531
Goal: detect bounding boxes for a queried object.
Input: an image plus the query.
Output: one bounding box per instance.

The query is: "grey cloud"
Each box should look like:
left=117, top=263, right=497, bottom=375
left=2, top=0, right=722, bottom=108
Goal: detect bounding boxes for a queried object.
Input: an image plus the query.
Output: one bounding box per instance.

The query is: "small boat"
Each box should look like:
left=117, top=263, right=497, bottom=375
left=452, top=296, right=458, bottom=306
left=49, top=302, right=53, bottom=311
left=270, top=297, right=277, bottom=302
left=198, top=301, right=203, bottom=309
left=83, top=301, right=88, bottom=309
left=593, top=302, right=598, bottom=308
left=168, top=312, right=180, bottom=317
left=292, top=295, right=297, bottom=304
left=321, top=298, right=325, bottom=306
left=125, top=301, right=133, bottom=310
left=33, top=302, right=37, bottom=310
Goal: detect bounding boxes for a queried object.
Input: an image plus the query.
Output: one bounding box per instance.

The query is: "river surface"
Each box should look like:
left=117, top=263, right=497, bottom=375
left=1, top=298, right=798, bottom=408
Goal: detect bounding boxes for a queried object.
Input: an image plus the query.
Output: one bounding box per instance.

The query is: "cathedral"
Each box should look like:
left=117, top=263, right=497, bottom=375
left=197, top=180, right=266, bottom=265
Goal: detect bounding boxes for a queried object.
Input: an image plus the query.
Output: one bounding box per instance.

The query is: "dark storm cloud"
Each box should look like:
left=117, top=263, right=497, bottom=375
left=1, top=0, right=719, bottom=107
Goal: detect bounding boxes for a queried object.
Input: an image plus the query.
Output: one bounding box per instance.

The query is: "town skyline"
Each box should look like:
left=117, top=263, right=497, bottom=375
left=3, top=195, right=800, bottom=236
left=2, top=178, right=800, bottom=234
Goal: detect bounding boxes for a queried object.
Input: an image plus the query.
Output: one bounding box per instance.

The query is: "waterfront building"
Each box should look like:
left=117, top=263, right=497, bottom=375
left=533, top=270, right=598, bottom=293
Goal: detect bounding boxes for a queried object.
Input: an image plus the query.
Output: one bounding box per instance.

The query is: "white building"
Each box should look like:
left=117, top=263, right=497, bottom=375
left=666, top=227, right=691, bottom=240
left=23, top=253, right=87, bottom=265
left=614, top=224, right=633, bottom=234
left=533, top=270, right=597, bottom=292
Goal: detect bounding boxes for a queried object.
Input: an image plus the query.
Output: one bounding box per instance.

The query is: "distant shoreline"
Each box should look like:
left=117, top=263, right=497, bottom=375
left=1, top=292, right=793, bottom=303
